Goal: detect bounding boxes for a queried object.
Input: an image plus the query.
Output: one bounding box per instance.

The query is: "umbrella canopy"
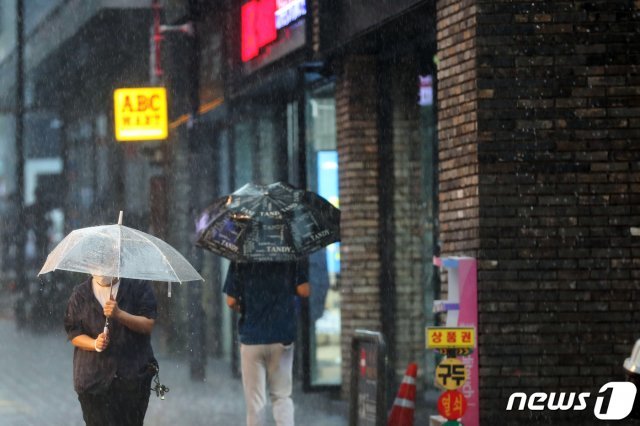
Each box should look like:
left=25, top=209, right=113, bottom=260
left=195, top=182, right=340, bottom=262
left=39, top=213, right=203, bottom=283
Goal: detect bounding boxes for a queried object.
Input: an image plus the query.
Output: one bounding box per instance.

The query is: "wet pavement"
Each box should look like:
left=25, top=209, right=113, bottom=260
left=0, top=273, right=436, bottom=426
left=0, top=317, right=349, bottom=426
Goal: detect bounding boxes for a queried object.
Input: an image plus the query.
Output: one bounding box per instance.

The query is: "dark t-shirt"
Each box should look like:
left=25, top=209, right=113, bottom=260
left=223, top=262, right=308, bottom=345
left=64, top=278, right=158, bottom=394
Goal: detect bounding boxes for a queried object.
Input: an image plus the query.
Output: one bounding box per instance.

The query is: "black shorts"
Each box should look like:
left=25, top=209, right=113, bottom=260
left=77, top=375, right=153, bottom=426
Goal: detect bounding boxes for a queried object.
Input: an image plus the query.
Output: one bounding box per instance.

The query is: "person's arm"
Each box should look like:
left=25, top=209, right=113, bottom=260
left=226, top=295, right=241, bottom=312
left=296, top=282, right=310, bottom=298
left=65, top=282, right=107, bottom=351
left=223, top=263, right=241, bottom=312
left=71, top=332, right=109, bottom=352
left=104, top=299, right=155, bottom=335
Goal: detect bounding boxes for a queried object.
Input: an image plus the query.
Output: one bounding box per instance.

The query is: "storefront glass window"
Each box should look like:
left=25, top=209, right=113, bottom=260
left=387, top=56, right=439, bottom=396
left=306, top=82, right=341, bottom=386
left=233, top=117, right=255, bottom=185
left=419, top=72, right=439, bottom=389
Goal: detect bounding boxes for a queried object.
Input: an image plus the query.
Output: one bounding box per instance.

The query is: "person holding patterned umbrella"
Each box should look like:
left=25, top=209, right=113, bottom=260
left=224, top=261, right=310, bottom=426
left=197, top=182, right=339, bottom=426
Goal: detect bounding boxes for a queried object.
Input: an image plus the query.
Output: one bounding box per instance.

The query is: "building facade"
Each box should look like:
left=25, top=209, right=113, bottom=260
left=205, top=0, right=441, bottom=397
left=438, top=0, right=640, bottom=423
left=0, top=0, right=638, bottom=424
left=149, top=0, right=640, bottom=422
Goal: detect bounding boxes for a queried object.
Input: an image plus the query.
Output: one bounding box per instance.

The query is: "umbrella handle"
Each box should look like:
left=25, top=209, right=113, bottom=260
left=104, top=281, right=113, bottom=337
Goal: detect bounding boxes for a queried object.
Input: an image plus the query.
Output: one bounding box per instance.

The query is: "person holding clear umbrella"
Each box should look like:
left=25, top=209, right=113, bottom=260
left=39, top=211, right=201, bottom=425
left=64, top=274, right=158, bottom=426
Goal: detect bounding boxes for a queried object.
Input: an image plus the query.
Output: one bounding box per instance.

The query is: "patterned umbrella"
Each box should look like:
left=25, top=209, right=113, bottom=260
left=195, top=182, right=340, bottom=262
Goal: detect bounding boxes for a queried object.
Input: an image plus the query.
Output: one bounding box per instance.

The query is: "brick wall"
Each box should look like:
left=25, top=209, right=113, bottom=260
left=437, top=0, right=640, bottom=423
left=336, top=55, right=385, bottom=396
left=437, top=0, right=481, bottom=256
left=310, top=0, right=320, bottom=54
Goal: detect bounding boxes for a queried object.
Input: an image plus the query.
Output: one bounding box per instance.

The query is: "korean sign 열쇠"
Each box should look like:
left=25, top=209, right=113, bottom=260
left=438, top=390, right=468, bottom=420
left=113, top=87, right=168, bottom=142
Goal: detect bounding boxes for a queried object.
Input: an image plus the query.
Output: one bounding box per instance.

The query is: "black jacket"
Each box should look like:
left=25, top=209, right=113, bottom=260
left=64, top=278, right=157, bottom=394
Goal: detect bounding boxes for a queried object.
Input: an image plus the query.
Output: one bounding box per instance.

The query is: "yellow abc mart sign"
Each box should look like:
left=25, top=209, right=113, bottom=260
left=114, top=87, right=168, bottom=141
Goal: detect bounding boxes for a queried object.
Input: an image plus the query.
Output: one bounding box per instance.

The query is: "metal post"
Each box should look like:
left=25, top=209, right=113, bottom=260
left=185, top=8, right=205, bottom=382
left=377, top=56, right=396, bottom=407
left=187, top=122, right=206, bottom=381
left=14, top=0, right=27, bottom=328
left=151, top=0, right=206, bottom=379
left=151, top=0, right=164, bottom=81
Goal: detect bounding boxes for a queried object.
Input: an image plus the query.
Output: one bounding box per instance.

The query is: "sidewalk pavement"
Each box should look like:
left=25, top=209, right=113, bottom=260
left=0, top=318, right=348, bottom=426
left=0, top=276, right=433, bottom=426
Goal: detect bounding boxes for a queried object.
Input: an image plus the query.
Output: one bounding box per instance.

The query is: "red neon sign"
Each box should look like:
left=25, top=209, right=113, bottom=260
left=241, top=0, right=277, bottom=62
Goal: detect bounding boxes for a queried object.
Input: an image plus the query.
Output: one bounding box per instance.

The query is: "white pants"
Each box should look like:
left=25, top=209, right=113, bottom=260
left=240, top=343, right=295, bottom=426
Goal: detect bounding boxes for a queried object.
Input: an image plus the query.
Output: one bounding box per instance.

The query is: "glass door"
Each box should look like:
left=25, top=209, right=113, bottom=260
left=305, top=81, right=341, bottom=387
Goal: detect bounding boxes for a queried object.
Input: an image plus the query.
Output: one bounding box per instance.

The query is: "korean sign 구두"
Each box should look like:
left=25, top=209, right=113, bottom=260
left=436, top=358, right=468, bottom=391
left=114, top=87, right=168, bottom=142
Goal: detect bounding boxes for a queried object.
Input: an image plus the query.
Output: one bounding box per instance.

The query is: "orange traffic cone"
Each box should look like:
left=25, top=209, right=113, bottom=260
left=387, top=363, right=418, bottom=426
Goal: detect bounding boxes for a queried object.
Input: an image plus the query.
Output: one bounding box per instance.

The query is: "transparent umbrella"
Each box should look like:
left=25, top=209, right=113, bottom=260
left=39, top=211, right=203, bottom=296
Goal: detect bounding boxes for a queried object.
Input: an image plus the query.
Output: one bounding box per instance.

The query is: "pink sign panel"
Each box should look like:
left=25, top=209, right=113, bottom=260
left=438, top=257, right=479, bottom=426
